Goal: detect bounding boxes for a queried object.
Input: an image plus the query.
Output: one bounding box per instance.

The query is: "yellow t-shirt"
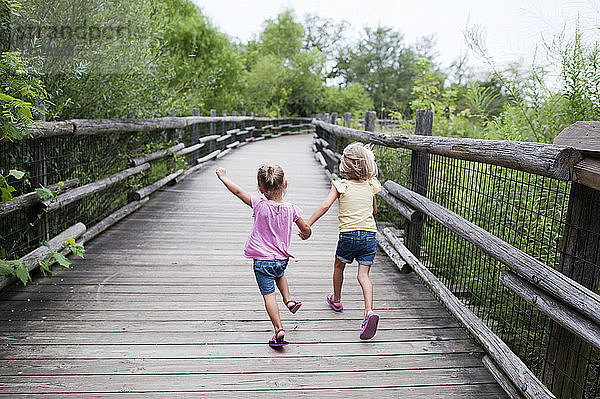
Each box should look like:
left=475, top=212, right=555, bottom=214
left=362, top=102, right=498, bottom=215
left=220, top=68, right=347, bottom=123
left=332, top=177, right=382, bottom=232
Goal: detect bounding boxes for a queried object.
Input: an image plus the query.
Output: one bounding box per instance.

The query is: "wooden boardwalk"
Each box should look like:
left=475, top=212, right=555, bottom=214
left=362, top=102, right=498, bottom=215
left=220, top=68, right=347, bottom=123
left=0, top=134, right=506, bottom=397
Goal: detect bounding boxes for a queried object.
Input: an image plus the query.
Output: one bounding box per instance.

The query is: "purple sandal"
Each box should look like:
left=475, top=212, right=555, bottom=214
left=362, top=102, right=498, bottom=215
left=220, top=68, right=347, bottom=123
left=326, top=294, right=343, bottom=312
left=268, top=329, right=288, bottom=347
left=285, top=300, right=302, bottom=314
left=359, top=313, right=379, bottom=340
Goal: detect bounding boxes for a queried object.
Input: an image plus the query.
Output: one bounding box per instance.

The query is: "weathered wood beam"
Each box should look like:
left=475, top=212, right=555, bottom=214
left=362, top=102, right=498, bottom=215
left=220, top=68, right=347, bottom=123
left=6, top=117, right=310, bottom=141
left=0, top=179, right=79, bottom=216
left=199, top=135, right=221, bottom=143
left=196, top=150, right=221, bottom=164
left=174, top=143, right=205, bottom=157
left=377, top=187, right=418, bottom=222
left=130, top=169, right=184, bottom=201
left=226, top=141, right=240, bottom=149
left=25, top=121, right=74, bottom=139
left=376, top=230, right=410, bottom=273
left=482, top=355, right=525, bottom=399
left=216, top=148, right=232, bottom=158
left=130, top=143, right=185, bottom=166
left=216, top=134, right=231, bottom=143
left=313, top=119, right=582, bottom=180
left=572, top=158, right=600, bottom=191
left=80, top=198, right=149, bottom=243
left=384, top=179, right=600, bottom=326
left=43, top=164, right=150, bottom=211
left=382, top=229, right=554, bottom=399
left=0, top=222, right=86, bottom=290
left=501, top=271, right=600, bottom=350
left=315, top=151, right=327, bottom=168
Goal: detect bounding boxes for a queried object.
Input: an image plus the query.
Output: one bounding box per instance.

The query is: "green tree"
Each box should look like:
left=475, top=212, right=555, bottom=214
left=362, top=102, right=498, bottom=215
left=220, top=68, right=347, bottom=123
left=244, top=10, right=325, bottom=116
left=161, top=0, right=245, bottom=113
left=259, top=10, right=304, bottom=60
left=320, top=83, right=374, bottom=117
left=334, top=26, right=434, bottom=116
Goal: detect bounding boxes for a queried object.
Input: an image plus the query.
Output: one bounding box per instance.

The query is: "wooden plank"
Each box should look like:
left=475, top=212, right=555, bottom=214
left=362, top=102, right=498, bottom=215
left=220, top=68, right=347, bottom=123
left=573, top=157, right=600, bottom=190
left=0, top=384, right=507, bottom=398
left=313, top=119, right=582, bottom=180
left=384, top=179, right=600, bottom=327
left=0, top=328, right=469, bottom=345
left=0, top=340, right=482, bottom=360
left=381, top=228, right=554, bottom=399
left=0, top=352, right=486, bottom=375
left=80, top=198, right=149, bottom=243
left=553, top=121, right=600, bottom=154
left=0, top=368, right=498, bottom=393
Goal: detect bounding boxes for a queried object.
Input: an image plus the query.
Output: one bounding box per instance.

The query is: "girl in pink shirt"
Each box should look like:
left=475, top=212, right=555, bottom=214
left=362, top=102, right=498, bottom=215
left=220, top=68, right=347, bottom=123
left=216, top=164, right=311, bottom=347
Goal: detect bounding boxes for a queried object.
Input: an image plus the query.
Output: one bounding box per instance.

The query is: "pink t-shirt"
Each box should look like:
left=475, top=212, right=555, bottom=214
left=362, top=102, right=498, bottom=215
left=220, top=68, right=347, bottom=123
left=244, top=195, right=302, bottom=260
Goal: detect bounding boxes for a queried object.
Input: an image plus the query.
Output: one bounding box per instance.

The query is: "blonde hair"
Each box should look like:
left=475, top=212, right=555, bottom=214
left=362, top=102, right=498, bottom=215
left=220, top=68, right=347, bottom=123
left=339, top=143, right=378, bottom=180
left=257, top=164, right=285, bottom=197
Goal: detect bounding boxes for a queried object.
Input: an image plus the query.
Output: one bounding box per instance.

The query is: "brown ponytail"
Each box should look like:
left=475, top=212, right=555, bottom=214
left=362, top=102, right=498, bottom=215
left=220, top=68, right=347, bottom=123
left=257, top=164, right=285, bottom=198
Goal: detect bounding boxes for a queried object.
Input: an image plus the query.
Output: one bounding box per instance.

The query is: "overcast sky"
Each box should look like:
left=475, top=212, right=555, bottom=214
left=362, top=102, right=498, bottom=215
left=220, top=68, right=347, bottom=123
left=193, top=0, right=599, bottom=78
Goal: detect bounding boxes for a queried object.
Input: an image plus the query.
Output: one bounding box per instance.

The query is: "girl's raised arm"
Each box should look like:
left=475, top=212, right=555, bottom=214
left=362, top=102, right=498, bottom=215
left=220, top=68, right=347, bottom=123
left=307, top=185, right=339, bottom=226
left=215, top=168, right=252, bottom=207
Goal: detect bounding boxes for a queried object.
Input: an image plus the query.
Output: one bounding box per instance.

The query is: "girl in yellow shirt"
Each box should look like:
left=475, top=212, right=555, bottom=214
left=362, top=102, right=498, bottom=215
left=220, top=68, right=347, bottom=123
left=304, top=142, right=381, bottom=340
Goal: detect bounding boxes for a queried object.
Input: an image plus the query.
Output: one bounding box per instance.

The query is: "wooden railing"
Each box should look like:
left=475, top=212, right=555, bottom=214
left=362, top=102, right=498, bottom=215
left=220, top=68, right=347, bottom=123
left=0, top=111, right=311, bottom=289
left=312, top=110, right=600, bottom=399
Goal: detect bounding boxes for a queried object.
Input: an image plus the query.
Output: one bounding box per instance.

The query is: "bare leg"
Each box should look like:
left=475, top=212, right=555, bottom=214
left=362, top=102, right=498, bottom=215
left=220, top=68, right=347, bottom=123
left=275, top=275, right=292, bottom=309
left=263, top=292, right=284, bottom=337
left=357, top=264, right=374, bottom=316
left=332, top=257, right=346, bottom=301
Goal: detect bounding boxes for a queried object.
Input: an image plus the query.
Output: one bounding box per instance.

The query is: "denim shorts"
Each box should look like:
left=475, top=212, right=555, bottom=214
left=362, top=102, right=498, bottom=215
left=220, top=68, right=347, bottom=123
left=253, top=259, right=289, bottom=295
left=336, top=230, right=377, bottom=266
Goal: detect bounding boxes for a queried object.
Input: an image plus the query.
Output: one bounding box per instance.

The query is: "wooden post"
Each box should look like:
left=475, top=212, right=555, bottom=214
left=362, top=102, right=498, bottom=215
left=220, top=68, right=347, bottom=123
left=330, top=112, right=338, bottom=125
left=191, top=108, right=200, bottom=164
left=29, top=112, right=49, bottom=243
left=222, top=111, right=227, bottom=136
left=232, top=111, right=237, bottom=131
left=343, top=112, right=351, bottom=128
left=364, top=111, right=376, bottom=133
left=249, top=112, right=254, bottom=139
left=364, top=111, right=375, bottom=133
left=544, top=123, right=600, bottom=398
left=209, top=109, right=217, bottom=152
left=405, top=109, right=433, bottom=259
left=241, top=111, right=246, bottom=130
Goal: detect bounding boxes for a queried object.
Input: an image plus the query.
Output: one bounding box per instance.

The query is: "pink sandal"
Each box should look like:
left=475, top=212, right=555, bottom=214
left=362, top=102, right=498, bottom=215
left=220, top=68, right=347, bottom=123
left=268, top=329, right=288, bottom=347
left=359, top=312, right=379, bottom=340
left=326, top=294, right=343, bottom=312
left=285, top=300, right=302, bottom=314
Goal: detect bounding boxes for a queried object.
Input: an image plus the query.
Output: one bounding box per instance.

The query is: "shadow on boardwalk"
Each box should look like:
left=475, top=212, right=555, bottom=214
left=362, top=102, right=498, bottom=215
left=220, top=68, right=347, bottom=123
left=0, top=134, right=506, bottom=397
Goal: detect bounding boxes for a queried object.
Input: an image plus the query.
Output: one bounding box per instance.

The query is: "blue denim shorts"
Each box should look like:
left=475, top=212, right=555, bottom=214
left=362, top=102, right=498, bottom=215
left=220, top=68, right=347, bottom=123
left=336, top=230, right=377, bottom=266
left=253, top=259, right=289, bottom=295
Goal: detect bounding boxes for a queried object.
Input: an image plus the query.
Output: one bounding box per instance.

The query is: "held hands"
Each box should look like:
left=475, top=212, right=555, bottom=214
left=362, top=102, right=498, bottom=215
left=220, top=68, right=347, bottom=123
left=298, top=231, right=311, bottom=240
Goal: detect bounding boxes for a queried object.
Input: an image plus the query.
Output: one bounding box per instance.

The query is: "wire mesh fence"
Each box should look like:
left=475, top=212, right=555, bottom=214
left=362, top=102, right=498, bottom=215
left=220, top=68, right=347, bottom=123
left=0, top=116, right=288, bottom=261
left=315, top=118, right=600, bottom=398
